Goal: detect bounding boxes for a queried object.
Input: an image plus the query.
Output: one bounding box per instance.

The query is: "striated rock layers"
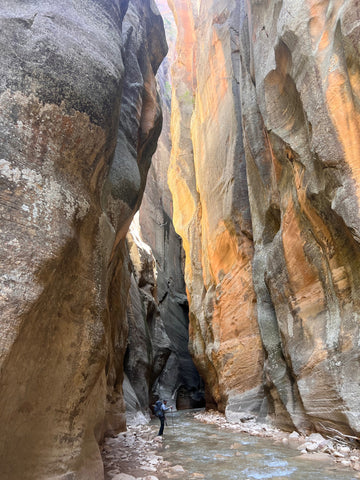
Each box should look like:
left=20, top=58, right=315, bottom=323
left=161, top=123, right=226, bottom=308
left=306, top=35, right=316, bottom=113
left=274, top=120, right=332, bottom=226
left=0, top=1, right=166, bottom=479
left=168, top=0, right=360, bottom=438
left=123, top=216, right=172, bottom=423
left=140, top=0, right=205, bottom=410
left=240, top=0, right=360, bottom=437
left=168, top=0, right=264, bottom=414
left=121, top=0, right=204, bottom=420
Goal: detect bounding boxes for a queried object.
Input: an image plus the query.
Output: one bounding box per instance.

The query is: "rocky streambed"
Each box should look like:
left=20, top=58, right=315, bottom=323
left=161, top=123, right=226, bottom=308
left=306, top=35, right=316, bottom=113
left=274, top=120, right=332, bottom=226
left=101, top=410, right=360, bottom=480
left=195, top=411, right=360, bottom=473
left=101, top=423, right=186, bottom=480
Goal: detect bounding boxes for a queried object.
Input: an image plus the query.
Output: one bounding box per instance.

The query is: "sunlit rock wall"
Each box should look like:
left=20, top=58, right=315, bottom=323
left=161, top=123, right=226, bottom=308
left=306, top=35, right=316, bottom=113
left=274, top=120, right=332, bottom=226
left=0, top=1, right=166, bottom=479
left=168, top=0, right=265, bottom=413
left=140, top=0, right=205, bottom=410
left=169, top=0, right=360, bottom=437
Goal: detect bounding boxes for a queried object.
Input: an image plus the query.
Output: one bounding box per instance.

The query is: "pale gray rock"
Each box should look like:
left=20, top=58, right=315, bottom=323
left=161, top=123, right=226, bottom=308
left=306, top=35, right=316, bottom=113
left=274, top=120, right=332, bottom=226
left=111, top=474, right=136, bottom=480
left=124, top=222, right=172, bottom=416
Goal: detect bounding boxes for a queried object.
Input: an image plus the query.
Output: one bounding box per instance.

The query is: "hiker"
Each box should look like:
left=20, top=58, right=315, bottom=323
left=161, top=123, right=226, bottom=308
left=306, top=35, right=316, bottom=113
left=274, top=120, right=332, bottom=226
left=154, top=399, right=172, bottom=436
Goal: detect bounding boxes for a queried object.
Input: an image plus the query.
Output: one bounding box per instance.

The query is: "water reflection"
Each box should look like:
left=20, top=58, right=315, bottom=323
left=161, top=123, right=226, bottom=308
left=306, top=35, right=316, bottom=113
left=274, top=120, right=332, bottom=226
left=155, top=410, right=358, bottom=480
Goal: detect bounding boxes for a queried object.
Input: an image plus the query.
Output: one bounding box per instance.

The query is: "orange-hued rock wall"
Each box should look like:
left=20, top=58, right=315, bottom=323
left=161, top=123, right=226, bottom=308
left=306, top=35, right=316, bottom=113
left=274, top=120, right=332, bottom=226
left=242, top=0, right=360, bottom=436
left=168, top=0, right=265, bottom=414
left=168, top=0, right=360, bottom=436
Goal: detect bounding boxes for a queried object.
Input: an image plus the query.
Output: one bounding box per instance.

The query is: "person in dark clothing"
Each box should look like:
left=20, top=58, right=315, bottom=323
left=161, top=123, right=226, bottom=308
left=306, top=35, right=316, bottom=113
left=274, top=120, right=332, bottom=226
left=157, top=400, right=172, bottom=436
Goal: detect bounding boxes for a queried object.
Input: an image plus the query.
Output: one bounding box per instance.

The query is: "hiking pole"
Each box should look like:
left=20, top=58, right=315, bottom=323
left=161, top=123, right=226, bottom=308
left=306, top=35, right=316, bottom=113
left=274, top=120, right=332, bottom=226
left=171, top=407, right=174, bottom=434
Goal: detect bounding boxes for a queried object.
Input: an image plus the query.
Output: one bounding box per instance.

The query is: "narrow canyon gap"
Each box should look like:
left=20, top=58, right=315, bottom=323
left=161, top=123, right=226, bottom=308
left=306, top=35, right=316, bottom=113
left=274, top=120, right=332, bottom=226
left=1, top=0, right=360, bottom=479
left=123, top=0, right=205, bottom=421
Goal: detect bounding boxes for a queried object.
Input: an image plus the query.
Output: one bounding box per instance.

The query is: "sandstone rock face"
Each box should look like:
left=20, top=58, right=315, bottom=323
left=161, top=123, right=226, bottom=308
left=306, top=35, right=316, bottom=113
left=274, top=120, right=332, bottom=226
left=140, top=0, right=205, bottom=410
left=240, top=0, right=360, bottom=436
left=168, top=0, right=264, bottom=413
left=0, top=1, right=166, bottom=479
left=124, top=216, right=172, bottom=420
left=168, top=0, right=360, bottom=437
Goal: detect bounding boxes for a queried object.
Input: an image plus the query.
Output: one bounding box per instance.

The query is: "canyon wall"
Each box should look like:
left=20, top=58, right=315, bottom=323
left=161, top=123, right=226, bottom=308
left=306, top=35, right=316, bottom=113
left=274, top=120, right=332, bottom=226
left=121, top=0, right=204, bottom=419
left=169, top=0, right=360, bottom=437
left=168, top=0, right=265, bottom=414
left=139, top=0, right=205, bottom=410
left=123, top=217, right=172, bottom=423
left=241, top=0, right=360, bottom=436
left=0, top=1, right=167, bottom=479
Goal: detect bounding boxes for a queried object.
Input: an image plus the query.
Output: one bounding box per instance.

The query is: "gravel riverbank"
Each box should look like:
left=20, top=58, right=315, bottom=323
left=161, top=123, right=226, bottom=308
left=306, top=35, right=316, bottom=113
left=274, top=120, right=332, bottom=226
left=195, top=410, right=360, bottom=474
left=101, top=422, right=187, bottom=480
left=101, top=410, right=360, bottom=479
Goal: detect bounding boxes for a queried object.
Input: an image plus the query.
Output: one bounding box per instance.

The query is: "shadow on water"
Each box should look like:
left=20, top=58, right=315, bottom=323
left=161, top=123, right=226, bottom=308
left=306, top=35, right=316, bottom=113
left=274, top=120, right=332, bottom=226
left=153, top=410, right=359, bottom=480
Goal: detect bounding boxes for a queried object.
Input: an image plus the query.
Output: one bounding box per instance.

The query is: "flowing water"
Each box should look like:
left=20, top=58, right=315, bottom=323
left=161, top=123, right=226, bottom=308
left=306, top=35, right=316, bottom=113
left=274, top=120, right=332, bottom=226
left=154, top=410, right=358, bottom=480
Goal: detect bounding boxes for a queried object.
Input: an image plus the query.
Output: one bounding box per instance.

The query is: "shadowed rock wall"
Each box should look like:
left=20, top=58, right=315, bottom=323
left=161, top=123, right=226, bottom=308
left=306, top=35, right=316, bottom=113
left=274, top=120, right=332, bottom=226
left=0, top=1, right=166, bottom=479
left=123, top=216, right=172, bottom=423
left=168, top=0, right=360, bottom=437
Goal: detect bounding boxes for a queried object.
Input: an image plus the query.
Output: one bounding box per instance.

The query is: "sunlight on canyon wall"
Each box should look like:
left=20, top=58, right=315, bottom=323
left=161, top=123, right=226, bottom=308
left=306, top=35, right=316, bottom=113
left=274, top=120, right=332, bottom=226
left=167, top=0, right=360, bottom=437
left=167, top=0, right=264, bottom=414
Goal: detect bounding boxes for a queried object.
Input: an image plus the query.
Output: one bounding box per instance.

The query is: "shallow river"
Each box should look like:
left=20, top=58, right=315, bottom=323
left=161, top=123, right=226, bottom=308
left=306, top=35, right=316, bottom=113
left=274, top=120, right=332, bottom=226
left=154, top=410, right=358, bottom=480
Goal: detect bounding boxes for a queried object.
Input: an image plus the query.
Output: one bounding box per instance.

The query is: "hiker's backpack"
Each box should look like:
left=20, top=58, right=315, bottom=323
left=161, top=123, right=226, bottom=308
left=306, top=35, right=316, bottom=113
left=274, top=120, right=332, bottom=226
left=154, top=400, right=162, bottom=417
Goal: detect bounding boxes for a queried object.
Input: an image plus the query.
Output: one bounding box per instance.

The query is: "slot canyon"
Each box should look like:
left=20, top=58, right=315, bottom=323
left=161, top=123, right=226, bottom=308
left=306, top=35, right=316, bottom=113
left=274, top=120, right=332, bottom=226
left=1, top=0, right=360, bottom=479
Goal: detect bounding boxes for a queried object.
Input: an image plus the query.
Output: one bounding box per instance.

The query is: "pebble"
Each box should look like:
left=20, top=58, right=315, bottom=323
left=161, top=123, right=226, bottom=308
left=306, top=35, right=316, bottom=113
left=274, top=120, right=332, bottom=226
left=308, top=433, right=326, bottom=444
left=230, top=442, right=242, bottom=449
left=140, top=465, right=157, bottom=472
left=333, top=451, right=345, bottom=458
left=304, top=442, right=319, bottom=452
left=111, top=474, right=136, bottom=480
left=339, top=446, right=351, bottom=455
left=170, top=465, right=186, bottom=472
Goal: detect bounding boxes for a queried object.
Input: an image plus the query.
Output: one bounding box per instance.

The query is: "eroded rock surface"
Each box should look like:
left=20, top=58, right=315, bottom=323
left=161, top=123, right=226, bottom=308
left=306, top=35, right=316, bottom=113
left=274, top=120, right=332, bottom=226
left=0, top=1, right=166, bottom=478
left=140, top=0, right=204, bottom=410
left=168, top=0, right=360, bottom=438
left=240, top=0, right=360, bottom=436
left=168, top=0, right=264, bottom=413
left=124, top=217, right=171, bottom=422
